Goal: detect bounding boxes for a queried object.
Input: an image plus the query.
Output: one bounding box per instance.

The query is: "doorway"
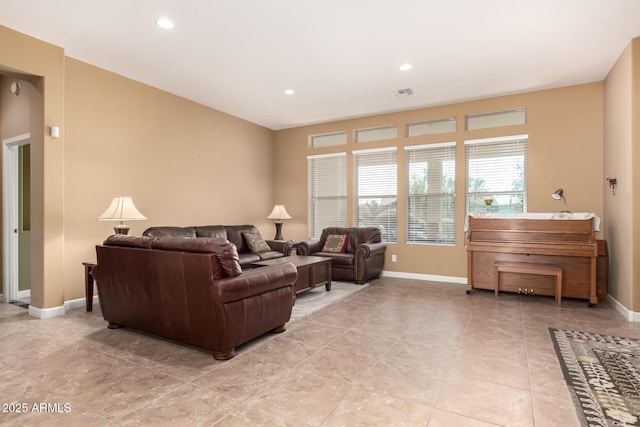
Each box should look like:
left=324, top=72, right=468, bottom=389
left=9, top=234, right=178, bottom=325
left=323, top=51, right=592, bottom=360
left=2, top=133, right=31, bottom=304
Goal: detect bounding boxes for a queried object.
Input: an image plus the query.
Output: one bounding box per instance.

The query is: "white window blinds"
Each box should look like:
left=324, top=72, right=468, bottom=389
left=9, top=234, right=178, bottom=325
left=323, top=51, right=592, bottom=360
left=405, top=142, right=456, bottom=245
left=307, top=153, right=347, bottom=239
left=465, top=134, right=528, bottom=214
left=353, top=147, right=397, bottom=242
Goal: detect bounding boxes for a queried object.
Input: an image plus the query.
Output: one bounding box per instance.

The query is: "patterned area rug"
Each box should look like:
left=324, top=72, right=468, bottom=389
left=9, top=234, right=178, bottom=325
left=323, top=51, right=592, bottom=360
left=289, top=281, right=369, bottom=322
left=549, top=328, right=640, bottom=426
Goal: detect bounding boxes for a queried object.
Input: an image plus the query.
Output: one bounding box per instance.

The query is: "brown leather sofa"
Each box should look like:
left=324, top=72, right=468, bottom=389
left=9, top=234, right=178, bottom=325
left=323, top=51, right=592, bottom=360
left=92, top=235, right=297, bottom=360
left=143, top=225, right=293, bottom=269
left=297, top=227, right=386, bottom=284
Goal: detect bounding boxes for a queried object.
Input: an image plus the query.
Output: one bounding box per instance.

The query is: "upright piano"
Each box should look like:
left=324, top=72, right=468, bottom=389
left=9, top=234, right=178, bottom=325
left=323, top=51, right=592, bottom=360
left=465, top=213, right=599, bottom=305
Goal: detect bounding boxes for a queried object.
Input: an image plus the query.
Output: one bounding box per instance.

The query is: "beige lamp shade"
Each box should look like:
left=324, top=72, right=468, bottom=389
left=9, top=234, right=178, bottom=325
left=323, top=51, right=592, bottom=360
left=98, top=196, right=147, bottom=235
left=267, top=205, right=292, bottom=221
left=267, top=204, right=291, bottom=240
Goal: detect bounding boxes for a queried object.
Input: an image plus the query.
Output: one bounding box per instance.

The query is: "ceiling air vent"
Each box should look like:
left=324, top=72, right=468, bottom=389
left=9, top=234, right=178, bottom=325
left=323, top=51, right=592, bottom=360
left=390, top=88, right=414, bottom=97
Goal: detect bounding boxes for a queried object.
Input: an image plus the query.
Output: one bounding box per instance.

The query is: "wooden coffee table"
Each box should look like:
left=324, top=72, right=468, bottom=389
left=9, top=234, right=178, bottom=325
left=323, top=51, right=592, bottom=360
left=251, top=255, right=332, bottom=296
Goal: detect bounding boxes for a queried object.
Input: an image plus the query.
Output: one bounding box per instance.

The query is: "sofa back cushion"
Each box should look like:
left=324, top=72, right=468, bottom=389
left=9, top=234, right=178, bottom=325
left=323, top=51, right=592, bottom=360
left=102, top=235, right=242, bottom=277
left=320, top=227, right=381, bottom=252
left=225, top=225, right=262, bottom=253
left=195, top=225, right=228, bottom=239
left=143, top=226, right=197, bottom=238
left=103, top=234, right=157, bottom=249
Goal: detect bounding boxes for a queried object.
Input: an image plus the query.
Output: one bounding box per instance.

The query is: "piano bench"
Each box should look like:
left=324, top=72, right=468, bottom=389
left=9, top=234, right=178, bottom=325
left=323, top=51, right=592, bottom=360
left=494, top=262, right=563, bottom=307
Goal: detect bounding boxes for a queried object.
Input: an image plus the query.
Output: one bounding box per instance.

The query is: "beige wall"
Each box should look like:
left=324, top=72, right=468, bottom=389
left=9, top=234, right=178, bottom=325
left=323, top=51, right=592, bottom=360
left=0, top=76, right=41, bottom=295
left=0, top=25, right=63, bottom=309
left=274, top=83, right=605, bottom=279
left=603, top=38, right=640, bottom=312
left=63, top=58, right=277, bottom=301
left=604, top=42, right=634, bottom=308
left=1, top=25, right=276, bottom=307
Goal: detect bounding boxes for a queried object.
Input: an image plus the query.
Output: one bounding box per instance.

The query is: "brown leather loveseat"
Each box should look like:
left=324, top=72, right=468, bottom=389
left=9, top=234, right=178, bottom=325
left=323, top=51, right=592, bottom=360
left=92, top=235, right=297, bottom=360
left=297, top=227, right=386, bottom=284
left=143, top=224, right=293, bottom=269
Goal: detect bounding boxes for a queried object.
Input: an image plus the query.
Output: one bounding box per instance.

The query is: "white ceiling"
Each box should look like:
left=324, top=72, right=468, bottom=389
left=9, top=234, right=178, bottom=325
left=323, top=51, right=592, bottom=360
left=1, top=0, right=640, bottom=130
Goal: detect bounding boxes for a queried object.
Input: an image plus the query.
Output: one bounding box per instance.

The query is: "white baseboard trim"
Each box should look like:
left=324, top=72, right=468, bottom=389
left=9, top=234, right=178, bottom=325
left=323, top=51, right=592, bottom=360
left=26, top=295, right=99, bottom=319
left=17, top=289, right=30, bottom=299
left=64, top=297, right=87, bottom=310
left=606, top=294, right=639, bottom=322
left=382, top=270, right=467, bottom=285
left=28, top=304, right=66, bottom=319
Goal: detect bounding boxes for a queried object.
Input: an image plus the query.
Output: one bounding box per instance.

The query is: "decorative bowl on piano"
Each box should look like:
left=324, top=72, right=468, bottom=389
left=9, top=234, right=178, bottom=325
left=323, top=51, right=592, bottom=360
left=484, top=197, right=495, bottom=212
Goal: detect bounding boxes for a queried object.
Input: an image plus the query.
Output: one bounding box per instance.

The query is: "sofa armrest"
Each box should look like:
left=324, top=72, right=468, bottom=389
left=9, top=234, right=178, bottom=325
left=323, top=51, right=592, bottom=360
left=266, top=239, right=294, bottom=256
left=355, top=242, right=387, bottom=259
left=296, top=240, right=323, bottom=256
left=211, top=262, right=297, bottom=304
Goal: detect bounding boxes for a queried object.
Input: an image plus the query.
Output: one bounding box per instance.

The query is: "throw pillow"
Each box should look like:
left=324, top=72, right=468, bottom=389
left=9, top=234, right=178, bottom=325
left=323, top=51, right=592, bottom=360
left=242, top=232, right=271, bottom=253
left=322, top=234, right=349, bottom=253
left=216, top=240, right=242, bottom=277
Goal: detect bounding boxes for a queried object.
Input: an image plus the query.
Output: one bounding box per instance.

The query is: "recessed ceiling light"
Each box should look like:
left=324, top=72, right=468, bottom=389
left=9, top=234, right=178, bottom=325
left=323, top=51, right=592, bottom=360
left=284, top=89, right=295, bottom=95
left=399, top=63, right=412, bottom=71
left=156, top=18, right=174, bottom=30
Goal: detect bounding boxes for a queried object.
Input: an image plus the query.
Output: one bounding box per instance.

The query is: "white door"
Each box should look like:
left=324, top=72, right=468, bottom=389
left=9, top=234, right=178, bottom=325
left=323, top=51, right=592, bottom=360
left=2, top=133, right=30, bottom=302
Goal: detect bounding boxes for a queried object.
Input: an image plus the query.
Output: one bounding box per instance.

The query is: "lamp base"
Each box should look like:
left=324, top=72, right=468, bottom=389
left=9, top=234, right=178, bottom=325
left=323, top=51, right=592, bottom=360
left=273, top=222, right=284, bottom=240
left=114, top=224, right=130, bottom=235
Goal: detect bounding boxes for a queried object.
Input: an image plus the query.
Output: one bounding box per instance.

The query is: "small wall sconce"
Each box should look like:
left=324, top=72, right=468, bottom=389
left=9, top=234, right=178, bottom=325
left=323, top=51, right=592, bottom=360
left=10, top=81, right=21, bottom=96
left=606, top=177, right=617, bottom=195
left=50, top=126, right=60, bottom=138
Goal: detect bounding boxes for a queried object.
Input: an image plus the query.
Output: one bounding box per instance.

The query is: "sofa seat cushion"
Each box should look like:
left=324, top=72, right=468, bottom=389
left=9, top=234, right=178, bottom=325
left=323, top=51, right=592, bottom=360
left=317, top=252, right=354, bottom=266
left=238, top=252, right=261, bottom=267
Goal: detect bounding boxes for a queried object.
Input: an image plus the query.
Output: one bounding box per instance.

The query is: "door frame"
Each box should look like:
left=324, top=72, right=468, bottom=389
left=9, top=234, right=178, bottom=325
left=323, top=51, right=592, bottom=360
left=2, top=133, right=30, bottom=302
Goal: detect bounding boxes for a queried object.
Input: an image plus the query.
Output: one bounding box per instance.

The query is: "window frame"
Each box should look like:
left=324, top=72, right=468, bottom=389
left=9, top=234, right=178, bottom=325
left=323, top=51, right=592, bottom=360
left=307, top=152, right=347, bottom=239
left=464, top=134, right=528, bottom=215
left=404, top=141, right=456, bottom=245
left=352, top=147, right=398, bottom=243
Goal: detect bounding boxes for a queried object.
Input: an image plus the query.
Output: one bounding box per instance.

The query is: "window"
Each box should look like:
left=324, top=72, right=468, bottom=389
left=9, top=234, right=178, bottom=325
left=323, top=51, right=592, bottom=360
left=405, top=142, right=456, bottom=245
left=309, top=132, right=347, bottom=148
left=353, top=147, right=397, bottom=242
left=355, top=125, right=397, bottom=143
left=406, top=118, right=456, bottom=137
left=465, top=109, right=527, bottom=131
left=465, top=134, right=527, bottom=214
left=307, top=153, right=347, bottom=239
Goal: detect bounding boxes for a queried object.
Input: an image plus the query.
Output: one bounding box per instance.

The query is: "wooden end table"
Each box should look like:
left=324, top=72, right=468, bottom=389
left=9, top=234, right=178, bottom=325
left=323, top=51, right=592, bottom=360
left=83, top=261, right=96, bottom=312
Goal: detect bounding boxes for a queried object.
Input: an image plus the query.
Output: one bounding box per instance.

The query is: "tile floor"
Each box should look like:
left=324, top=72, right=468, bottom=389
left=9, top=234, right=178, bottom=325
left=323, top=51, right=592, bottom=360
left=0, top=277, right=636, bottom=426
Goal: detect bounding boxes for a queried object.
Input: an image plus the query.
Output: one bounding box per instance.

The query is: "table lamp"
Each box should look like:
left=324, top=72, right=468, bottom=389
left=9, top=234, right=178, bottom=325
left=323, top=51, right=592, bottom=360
left=267, top=204, right=292, bottom=240
left=98, top=195, right=147, bottom=235
left=552, top=188, right=570, bottom=213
